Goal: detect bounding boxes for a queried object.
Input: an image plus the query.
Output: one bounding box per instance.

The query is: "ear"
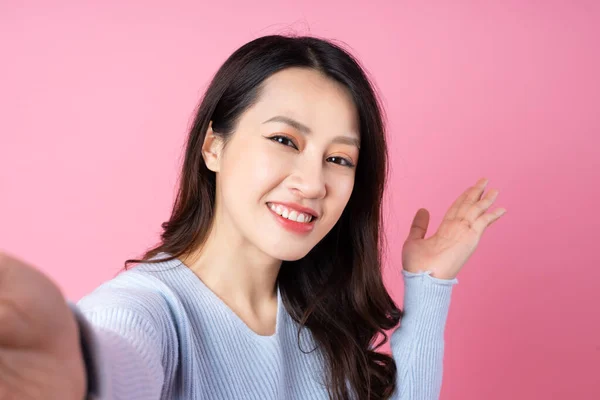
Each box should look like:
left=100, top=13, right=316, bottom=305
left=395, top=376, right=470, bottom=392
left=202, top=121, right=223, bottom=172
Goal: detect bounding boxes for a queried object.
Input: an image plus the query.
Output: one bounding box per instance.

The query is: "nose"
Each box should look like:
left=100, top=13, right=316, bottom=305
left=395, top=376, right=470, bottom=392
left=287, top=158, right=327, bottom=200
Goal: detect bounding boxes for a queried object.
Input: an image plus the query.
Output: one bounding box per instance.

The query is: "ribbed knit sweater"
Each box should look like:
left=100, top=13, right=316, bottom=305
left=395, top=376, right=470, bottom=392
left=68, top=252, right=458, bottom=399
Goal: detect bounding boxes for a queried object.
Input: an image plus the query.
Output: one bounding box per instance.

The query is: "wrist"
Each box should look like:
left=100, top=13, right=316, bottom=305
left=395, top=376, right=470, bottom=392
left=69, top=303, right=97, bottom=399
left=429, top=271, right=458, bottom=280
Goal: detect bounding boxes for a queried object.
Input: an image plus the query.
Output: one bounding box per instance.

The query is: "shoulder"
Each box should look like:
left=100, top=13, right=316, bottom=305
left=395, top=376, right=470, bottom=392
left=76, top=254, right=188, bottom=331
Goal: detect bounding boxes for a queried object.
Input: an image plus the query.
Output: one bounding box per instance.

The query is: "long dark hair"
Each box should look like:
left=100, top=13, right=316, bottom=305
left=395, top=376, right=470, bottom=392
left=123, top=34, right=402, bottom=400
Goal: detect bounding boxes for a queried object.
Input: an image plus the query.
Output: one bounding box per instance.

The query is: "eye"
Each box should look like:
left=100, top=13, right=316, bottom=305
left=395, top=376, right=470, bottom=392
left=327, top=156, right=355, bottom=168
left=269, top=135, right=298, bottom=150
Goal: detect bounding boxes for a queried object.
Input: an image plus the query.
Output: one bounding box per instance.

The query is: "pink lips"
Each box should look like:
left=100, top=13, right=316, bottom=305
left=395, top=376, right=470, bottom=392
left=267, top=202, right=317, bottom=234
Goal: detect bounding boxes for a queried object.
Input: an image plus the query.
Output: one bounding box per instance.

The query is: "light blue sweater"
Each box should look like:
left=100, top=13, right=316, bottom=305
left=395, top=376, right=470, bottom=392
left=69, top=252, right=458, bottom=399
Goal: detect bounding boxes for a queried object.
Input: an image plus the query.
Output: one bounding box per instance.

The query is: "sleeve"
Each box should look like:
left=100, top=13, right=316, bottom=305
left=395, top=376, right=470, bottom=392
left=66, top=292, right=169, bottom=400
left=389, top=269, right=458, bottom=400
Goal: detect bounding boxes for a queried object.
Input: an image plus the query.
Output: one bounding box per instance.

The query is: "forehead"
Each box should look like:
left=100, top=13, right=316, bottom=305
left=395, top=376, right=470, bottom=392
left=249, top=67, right=360, bottom=138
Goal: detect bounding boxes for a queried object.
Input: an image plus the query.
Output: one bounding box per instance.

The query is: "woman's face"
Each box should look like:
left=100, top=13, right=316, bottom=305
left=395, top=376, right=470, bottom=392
left=204, top=67, right=360, bottom=261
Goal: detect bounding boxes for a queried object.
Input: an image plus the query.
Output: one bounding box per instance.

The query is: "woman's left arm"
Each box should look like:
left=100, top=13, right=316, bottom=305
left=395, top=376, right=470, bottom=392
left=389, top=270, right=457, bottom=400
left=389, top=177, right=506, bottom=399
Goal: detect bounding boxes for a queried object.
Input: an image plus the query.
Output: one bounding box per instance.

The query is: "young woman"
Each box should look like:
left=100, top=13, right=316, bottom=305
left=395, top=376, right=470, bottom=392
left=0, top=35, right=505, bottom=400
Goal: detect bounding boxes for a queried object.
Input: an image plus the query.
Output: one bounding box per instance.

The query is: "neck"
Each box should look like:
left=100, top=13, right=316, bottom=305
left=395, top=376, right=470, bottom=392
left=179, top=211, right=281, bottom=312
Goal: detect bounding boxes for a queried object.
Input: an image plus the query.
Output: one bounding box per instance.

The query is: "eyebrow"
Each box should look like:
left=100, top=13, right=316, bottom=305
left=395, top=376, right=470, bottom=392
left=262, top=115, right=361, bottom=148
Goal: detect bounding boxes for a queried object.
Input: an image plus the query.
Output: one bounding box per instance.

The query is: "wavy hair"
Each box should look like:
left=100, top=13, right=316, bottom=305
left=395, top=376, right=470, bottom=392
left=123, top=34, right=402, bottom=399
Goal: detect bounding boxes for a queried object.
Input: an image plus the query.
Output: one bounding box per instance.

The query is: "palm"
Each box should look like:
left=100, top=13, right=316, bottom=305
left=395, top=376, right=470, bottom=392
left=402, top=178, right=506, bottom=280
left=0, top=252, right=86, bottom=399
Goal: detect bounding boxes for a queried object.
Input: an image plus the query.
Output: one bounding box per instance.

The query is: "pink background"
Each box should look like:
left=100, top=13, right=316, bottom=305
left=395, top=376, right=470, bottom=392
left=1, top=1, right=598, bottom=398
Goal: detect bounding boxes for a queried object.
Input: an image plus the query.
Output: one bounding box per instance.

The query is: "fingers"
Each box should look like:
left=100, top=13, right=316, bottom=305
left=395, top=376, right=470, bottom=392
left=445, top=178, right=487, bottom=221
left=454, top=178, right=488, bottom=220
left=407, top=208, right=430, bottom=241
left=444, top=191, right=468, bottom=221
left=464, top=188, right=499, bottom=223
left=472, top=207, right=506, bottom=232
left=464, top=178, right=506, bottom=232
left=444, top=177, right=506, bottom=234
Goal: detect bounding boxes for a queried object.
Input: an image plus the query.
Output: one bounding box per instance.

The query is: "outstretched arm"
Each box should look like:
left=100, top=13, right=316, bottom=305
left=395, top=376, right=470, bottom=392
left=69, top=302, right=167, bottom=400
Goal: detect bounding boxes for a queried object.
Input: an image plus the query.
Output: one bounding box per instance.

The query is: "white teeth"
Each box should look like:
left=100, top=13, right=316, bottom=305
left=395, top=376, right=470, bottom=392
left=268, top=203, right=314, bottom=224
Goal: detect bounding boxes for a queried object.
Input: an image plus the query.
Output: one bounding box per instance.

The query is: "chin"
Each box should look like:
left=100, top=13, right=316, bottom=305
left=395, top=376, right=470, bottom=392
left=267, top=246, right=313, bottom=262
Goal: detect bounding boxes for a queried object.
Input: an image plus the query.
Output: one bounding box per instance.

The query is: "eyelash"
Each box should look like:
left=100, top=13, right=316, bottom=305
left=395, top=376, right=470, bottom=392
left=268, top=135, right=355, bottom=168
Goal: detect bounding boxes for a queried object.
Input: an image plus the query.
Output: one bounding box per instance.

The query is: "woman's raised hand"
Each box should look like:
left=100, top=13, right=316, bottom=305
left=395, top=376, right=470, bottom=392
left=0, top=252, right=86, bottom=400
left=402, top=177, right=507, bottom=280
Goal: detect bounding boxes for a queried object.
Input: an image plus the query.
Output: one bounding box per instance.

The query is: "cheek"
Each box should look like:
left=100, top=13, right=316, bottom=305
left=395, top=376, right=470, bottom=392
left=250, top=150, right=288, bottom=186
left=326, top=173, right=355, bottom=214
left=340, top=177, right=355, bottom=201
left=330, top=166, right=355, bottom=195
left=220, top=139, right=289, bottom=201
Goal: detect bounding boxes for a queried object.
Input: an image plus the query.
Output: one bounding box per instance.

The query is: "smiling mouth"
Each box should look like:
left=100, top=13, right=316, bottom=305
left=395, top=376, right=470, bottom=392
left=266, top=202, right=316, bottom=224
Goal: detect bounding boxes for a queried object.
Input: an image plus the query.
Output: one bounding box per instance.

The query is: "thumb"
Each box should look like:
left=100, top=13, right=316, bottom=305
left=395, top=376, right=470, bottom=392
left=407, top=208, right=430, bottom=241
